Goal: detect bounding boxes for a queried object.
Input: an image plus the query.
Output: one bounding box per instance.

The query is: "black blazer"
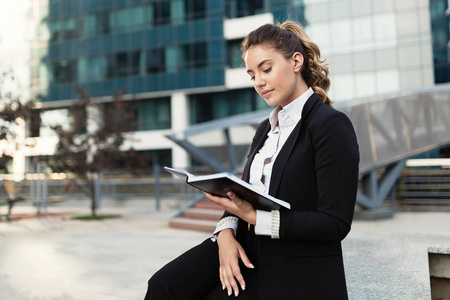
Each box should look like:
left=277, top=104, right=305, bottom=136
left=222, top=93, right=359, bottom=299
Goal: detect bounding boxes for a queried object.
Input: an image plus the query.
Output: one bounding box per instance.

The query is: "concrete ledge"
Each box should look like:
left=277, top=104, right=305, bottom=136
left=428, top=247, right=450, bottom=300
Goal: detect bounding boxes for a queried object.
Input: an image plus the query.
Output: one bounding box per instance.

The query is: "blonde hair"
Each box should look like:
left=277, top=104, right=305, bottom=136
left=241, top=20, right=333, bottom=107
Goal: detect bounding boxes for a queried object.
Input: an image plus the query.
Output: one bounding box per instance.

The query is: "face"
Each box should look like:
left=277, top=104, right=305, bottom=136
left=245, top=46, right=305, bottom=107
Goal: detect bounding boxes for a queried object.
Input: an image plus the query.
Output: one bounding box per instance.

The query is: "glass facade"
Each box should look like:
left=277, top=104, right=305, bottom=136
left=190, top=88, right=265, bottom=124
left=226, top=0, right=268, bottom=18
left=430, top=0, right=450, bottom=83
left=31, top=0, right=306, bottom=102
left=31, top=0, right=221, bottom=100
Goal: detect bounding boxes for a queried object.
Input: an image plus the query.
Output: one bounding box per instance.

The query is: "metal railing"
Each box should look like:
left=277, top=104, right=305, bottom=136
left=337, top=84, right=450, bottom=174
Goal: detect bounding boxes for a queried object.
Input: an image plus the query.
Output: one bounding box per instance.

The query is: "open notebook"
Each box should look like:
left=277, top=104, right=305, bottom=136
left=164, top=166, right=290, bottom=211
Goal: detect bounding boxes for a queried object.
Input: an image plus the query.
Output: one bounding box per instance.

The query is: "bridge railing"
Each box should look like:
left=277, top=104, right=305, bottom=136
left=338, top=84, right=450, bottom=174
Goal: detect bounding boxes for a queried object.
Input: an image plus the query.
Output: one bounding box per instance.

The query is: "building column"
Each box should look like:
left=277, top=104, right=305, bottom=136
left=12, top=117, right=26, bottom=181
left=170, top=92, right=190, bottom=169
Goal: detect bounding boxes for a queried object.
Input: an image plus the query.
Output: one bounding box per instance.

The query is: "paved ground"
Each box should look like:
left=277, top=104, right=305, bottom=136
left=1, top=198, right=449, bottom=300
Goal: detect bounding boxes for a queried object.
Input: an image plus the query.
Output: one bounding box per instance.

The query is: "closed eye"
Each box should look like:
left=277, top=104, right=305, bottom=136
left=263, top=67, right=272, bottom=73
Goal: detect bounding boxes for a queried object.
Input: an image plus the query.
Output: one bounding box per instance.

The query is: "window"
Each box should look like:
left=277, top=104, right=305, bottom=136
left=52, top=60, right=76, bottom=83
left=430, top=0, right=450, bottom=83
left=171, top=0, right=185, bottom=25
left=165, top=46, right=187, bottom=73
left=190, top=89, right=263, bottom=124
left=193, top=42, right=207, bottom=68
left=146, top=48, right=165, bottom=74
left=154, top=2, right=171, bottom=26
left=164, top=42, right=208, bottom=73
left=137, top=98, right=171, bottom=130
left=185, top=0, right=206, bottom=20
left=78, top=56, right=107, bottom=83
left=107, top=51, right=141, bottom=78
left=61, top=18, right=81, bottom=40
left=116, top=52, right=129, bottom=77
left=97, top=11, right=111, bottom=34
left=144, top=4, right=155, bottom=28
left=48, top=20, right=60, bottom=43
left=110, top=6, right=145, bottom=33
left=45, top=17, right=82, bottom=42
left=227, top=39, right=243, bottom=68
left=83, top=14, right=97, bottom=38
left=226, top=0, right=266, bottom=19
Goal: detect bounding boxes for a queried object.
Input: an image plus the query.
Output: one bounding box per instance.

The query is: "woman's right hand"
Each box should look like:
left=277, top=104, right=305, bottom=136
left=216, top=228, right=255, bottom=297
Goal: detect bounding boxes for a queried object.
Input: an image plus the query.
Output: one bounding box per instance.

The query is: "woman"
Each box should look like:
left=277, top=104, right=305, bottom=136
left=145, top=20, right=359, bottom=300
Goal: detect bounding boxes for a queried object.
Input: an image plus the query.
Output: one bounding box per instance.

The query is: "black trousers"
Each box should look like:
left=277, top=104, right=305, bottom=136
left=145, top=238, right=260, bottom=300
left=144, top=235, right=348, bottom=300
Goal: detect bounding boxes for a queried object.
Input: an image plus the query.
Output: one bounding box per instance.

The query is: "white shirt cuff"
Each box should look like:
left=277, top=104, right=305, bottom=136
left=210, top=216, right=239, bottom=242
left=255, top=210, right=271, bottom=236
left=255, top=210, right=280, bottom=239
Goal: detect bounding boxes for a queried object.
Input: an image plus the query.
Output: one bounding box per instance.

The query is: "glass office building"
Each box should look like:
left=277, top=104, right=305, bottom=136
left=19, top=0, right=444, bottom=174
left=28, top=0, right=306, bottom=170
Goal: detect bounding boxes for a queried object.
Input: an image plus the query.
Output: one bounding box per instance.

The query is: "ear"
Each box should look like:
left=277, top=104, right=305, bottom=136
left=292, top=52, right=304, bottom=73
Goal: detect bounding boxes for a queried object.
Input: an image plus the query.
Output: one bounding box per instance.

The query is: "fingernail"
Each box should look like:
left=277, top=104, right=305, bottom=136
left=227, top=192, right=233, bottom=197
left=241, top=285, right=245, bottom=290
left=228, top=290, right=232, bottom=296
left=222, top=285, right=225, bottom=290
left=249, top=263, right=255, bottom=269
left=235, top=290, right=239, bottom=297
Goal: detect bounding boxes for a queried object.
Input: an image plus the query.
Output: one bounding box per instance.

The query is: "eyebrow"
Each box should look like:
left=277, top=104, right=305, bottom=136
left=247, top=59, right=272, bottom=73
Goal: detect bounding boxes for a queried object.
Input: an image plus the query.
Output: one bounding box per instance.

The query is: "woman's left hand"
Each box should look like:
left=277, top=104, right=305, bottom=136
left=203, top=191, right=257, bottom=225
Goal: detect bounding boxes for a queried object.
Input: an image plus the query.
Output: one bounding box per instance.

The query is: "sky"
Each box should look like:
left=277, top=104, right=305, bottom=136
left=0, top=0, right=35, bottom=96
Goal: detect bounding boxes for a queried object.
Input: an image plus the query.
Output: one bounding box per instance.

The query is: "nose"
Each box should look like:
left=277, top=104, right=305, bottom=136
left=255, top=75, right=266, bottom=88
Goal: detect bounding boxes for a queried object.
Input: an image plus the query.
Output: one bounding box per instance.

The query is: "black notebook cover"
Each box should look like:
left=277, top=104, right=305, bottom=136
left=164, top=167, right=290, bottom=211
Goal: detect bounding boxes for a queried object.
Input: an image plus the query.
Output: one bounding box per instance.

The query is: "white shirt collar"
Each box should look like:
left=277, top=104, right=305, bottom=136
left=268, top=87, right=314, bottom=131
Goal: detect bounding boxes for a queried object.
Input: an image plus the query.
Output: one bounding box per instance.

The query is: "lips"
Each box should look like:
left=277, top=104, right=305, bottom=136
left=262, top=89, right=274, bottom=97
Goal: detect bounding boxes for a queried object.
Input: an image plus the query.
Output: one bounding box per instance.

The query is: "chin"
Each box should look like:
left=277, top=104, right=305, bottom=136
left=265, top=99, right=280, bottom=107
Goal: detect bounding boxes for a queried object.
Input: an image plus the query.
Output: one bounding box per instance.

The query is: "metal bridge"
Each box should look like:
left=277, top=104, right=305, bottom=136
left=166, top=84, right=450, bottom=213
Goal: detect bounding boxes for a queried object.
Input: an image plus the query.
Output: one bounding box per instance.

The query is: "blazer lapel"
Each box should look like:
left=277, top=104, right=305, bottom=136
left=242, top=120, right=271, bottom=182
left=269, top=93, right=321, bottom=197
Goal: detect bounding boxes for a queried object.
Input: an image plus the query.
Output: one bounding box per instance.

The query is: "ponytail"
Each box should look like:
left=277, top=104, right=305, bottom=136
left=241, top=20, right=333, bottom=107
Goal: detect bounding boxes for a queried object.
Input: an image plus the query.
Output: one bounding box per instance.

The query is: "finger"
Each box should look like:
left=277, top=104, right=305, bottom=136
left=203, top=192, right=229, bottom=207
left=230, top=265, right=243, bottom=297
left=239, top=248, right=255, bottom=270
left=223, top=260, right=242, bottom=297
left=233, top=267, right=246, bottom=292
left=222, top=263, right=241, bottom=297
left=222, top=270, right=232, bottom=296
left=219, top=267, right=225, bottom=291
left=227, top=191, right=241, bottom=202
left=224, top=268, right=235, bottom=297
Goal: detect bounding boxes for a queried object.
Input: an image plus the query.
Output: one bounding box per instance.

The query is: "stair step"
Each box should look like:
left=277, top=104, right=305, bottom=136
left=401, top=169, right=450, bottom=176
left=399, top=191, right=450, bottom=197
left=401, top=177, right=450, bottom=182
left=398, top=205, right=450, bottom=212
left=398, top=199, right=450, bottom=204
left=183, top=208, right=223, bottom=221
left=170, top=217, right=216, bottom=232
left=400, top=184, right=450, bottom=190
